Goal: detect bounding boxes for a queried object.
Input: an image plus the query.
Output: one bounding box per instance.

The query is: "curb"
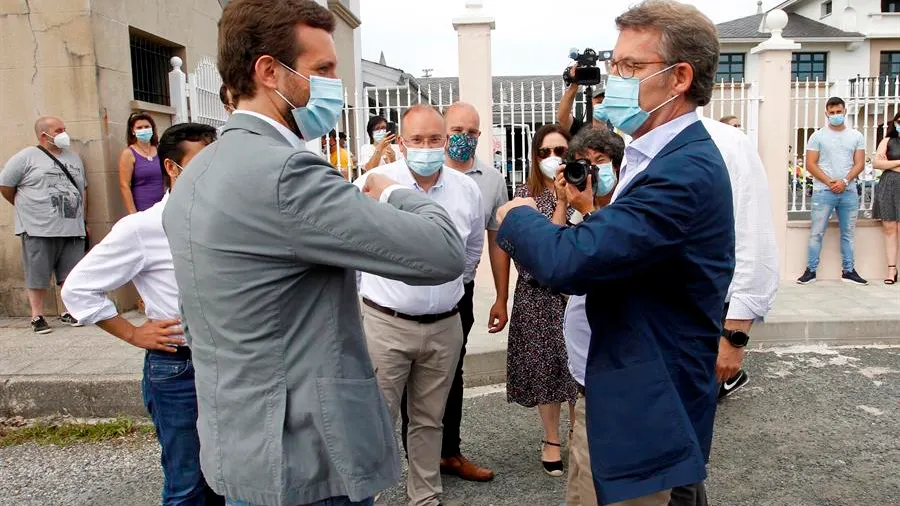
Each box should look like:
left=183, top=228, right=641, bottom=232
left=2, top=319, right=898, bottom=418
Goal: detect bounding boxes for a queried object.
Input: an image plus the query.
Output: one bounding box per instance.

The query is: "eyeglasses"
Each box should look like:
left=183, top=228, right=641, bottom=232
left=608, top=59, right=668, bottom=79
left=538, top=146, right=568, bottom=159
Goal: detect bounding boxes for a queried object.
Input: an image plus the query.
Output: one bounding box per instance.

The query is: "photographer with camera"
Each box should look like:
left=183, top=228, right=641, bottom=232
left=557, top=48, right=612, bottom=136
left=359, top=115, right=401, bottom=172
left=559, top=127, right=625, bottom=225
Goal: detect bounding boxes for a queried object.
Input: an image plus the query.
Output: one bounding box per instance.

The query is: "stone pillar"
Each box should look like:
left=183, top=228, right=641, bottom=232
left=751, top=9, right=800, bottom=281
left=453, top=1, right=495, bottom=164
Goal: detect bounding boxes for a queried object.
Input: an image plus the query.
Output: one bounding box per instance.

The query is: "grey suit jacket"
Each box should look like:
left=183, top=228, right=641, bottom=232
left=162, top=113, right=465, bottom=506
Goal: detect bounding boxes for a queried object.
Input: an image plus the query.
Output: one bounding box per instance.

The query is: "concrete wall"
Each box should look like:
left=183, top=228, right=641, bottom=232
left=0, top=0, right=221, bottom=316
left=869, top=38, right=900, bottom=76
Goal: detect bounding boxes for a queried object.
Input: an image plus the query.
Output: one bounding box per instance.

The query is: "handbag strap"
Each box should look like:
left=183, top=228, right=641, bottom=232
left=36, top=145, right=79, bottom=191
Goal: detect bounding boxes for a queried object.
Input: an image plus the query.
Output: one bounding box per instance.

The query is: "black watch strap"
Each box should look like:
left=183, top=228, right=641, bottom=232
left=723, top=329, right=749, bottom=348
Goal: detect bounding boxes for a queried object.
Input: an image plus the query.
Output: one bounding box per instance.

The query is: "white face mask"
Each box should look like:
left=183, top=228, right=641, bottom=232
left=45, top=132, right=71, bottom=149
left=539, top=156, right=563, bottom=179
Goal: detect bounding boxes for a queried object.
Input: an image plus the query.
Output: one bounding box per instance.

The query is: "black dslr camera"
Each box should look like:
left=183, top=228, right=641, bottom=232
left=564, top=159, right=598, bottom=192
left=563, top=48, right=612, bottom=87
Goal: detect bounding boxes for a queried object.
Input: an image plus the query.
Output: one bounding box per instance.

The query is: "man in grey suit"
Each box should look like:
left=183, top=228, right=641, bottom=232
left=162, top=2, right=465, bottom=506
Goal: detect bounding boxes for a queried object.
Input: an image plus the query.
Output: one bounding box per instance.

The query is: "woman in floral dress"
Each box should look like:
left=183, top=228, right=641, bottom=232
left=506, top=124, right=579, bottom=477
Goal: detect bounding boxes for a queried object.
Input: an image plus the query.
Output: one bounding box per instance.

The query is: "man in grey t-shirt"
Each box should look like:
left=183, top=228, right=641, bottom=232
left=796, top=97, right=868, bottom=286
left=1, top=116, right=89, bottom=333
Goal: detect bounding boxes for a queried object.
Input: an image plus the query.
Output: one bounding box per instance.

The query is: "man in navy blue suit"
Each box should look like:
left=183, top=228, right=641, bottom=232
left=495, top=1, right=734, bottom=505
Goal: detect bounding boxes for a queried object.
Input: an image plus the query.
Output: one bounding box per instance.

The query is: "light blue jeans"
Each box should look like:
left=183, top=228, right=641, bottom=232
left=226, top=497, right=373, bottom=506
left=807, top=188, right=859, bottom=272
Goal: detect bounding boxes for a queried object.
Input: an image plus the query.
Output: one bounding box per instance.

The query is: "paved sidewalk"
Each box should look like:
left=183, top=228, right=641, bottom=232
left=1, top=281, right=898, bottom=417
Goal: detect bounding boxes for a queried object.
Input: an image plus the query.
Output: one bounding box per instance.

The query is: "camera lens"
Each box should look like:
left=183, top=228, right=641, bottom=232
left=564, top=160, right=589, bottom=190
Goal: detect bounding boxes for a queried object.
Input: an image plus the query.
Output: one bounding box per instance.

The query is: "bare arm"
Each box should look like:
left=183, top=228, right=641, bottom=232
left=804, top=149, right=831, bottom=185
left=873, top=139, right=900, bottom=171
left=487, top=230, right=510, bottom=303
left=557, top=83, right=578, bottom=132
left=118, top=148, right=138, bottom=214
left=0, top=186, right=14, bottom=205
left=847, top=149, right=866, bottom=181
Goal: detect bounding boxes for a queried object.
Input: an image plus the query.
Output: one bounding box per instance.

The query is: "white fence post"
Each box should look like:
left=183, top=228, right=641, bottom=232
left=169, top=57, right=188, bottom=125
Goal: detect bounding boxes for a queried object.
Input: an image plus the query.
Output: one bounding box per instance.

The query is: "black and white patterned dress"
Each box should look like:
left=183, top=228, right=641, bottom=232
left=874, top=137, right=900, bottom=222
left=506, top=183, right=579, bottom=408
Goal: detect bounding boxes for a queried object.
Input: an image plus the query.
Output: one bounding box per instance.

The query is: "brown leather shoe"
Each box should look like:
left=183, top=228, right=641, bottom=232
left=440, top=454, right=495, bottom=482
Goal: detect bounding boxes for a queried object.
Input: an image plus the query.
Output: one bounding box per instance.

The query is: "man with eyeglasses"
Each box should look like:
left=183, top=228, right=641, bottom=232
left=354, top=104, right=484, bottom=506
left=495, top=1, right=734, bottom=505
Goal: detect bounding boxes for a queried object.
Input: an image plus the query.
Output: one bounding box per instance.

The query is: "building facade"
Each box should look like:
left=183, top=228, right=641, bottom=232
left=0, top=0, right=362, bottom=316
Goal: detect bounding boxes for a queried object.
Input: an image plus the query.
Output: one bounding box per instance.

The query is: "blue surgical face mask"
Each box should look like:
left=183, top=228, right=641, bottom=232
left=828, top=114, right=845, bottom=126
left=405, top=147, right=445, bottom=176
left=135, top=128, right=153, bottom=143
left=594, top=64, right=680, bottom=136
left=594, top=162, right=617, bottom=196
left=372, top=129, right=387, bottom=143
left=275, top=61, right=344, bottom=140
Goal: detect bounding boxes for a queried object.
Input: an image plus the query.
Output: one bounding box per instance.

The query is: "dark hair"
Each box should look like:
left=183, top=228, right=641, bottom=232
left=366, top=115, right=387, bottom=143
left=158, top=123, right=218, bottom=188
left=569, top=126, right=625, bottom=170
left=887, top=110, right=900, bottom=139
left=527, top=124, right=571, bottom=197
left=219, top=83, right=231, bottom=106
left=826, top=97, right=846, bottom=109
left=615, top=0, right=719, bottom=107
left=127, top=112, right=159, bottom=146
left=218, top=0, right=335, bottom=103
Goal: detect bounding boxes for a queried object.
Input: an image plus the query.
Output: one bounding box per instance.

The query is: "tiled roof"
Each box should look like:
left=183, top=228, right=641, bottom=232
left=717, top=13, right=864, bottom=39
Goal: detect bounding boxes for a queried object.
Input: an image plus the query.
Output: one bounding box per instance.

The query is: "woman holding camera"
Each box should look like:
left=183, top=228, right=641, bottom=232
left=359, top=115, right=402, bottom=172
left=506, top=124, right=579, bottom=477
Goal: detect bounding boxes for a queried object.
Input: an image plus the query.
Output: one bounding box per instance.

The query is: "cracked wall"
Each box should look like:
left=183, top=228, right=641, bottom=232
left=0, top=0, right=222, bottom=316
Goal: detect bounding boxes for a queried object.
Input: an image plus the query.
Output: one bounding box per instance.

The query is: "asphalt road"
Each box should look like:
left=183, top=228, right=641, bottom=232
left=1, top=345, right=897, bottom=506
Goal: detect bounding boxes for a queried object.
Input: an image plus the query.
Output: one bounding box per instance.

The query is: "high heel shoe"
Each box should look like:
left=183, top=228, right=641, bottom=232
left=885, top=265, right=898, bottom=285
left=541, top=440, right=564, bottom=477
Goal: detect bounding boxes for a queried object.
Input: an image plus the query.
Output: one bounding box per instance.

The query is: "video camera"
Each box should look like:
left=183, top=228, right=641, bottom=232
left=563, top=47, right=612, bottom=87
left=563, top=159, right=598, bottom=192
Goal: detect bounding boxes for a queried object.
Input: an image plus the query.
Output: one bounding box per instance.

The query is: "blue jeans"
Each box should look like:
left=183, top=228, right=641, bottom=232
left=143, top=350, right=222, bottom=506
left=225, top=497, right=373, bottom=506
left=807, top=188, right=859, bottom=272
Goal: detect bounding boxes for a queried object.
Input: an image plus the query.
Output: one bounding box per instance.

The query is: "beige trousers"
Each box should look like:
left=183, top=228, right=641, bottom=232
left=362, top=304, right=462, bottom=506
left=566, top=394, right=671, bottom=506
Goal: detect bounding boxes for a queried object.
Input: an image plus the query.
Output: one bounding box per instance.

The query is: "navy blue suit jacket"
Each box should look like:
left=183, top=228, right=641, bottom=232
left=497, top=121, right=735, bottom=503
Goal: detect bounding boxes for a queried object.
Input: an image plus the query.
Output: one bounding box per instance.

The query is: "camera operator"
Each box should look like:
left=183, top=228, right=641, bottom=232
left=557, top=74, right=608, bottom=137
left=560, top=126, right=624, bottom=225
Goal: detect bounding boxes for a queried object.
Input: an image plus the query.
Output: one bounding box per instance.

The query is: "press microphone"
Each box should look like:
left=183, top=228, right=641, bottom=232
left=568, top=47, right=580, bottom=60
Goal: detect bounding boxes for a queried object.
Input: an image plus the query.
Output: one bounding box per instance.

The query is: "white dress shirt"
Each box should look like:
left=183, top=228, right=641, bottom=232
left=354, top=160, right=484, bottom=315
left=232, top=110, right=303, bottom=149
left=564, top=112, right=779, bottom=385
left=62, top=194, right=179, bottom=324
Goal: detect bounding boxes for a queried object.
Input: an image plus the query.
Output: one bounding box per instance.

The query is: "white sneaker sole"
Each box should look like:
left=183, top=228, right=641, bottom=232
left=841, top=278, right=868, bottom=286
left=33, top=327, right=52, bottom=334
left=796, top=278, right=816, bottom=285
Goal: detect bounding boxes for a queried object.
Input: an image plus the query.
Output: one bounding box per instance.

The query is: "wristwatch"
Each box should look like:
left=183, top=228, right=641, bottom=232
left=841, top=177, right=849, bottom=186
left=722, top=329, right=750, bottom=348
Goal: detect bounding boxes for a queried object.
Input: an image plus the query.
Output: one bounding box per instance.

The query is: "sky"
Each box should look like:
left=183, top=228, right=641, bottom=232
left=360, top=0, right=785, bottom=78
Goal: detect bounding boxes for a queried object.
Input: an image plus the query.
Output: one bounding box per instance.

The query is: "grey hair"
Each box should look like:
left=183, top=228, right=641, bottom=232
left=615, top=0, right=719, bottom=107
left=569, top=126, right=626, bottom=169
left=34, top=116, right=58, bottom=138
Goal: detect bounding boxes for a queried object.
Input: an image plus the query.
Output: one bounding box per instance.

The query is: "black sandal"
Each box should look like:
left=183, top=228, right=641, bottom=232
left=541, top=440, right=564, bottom=477
left=886, top=265, right=898, bottom=285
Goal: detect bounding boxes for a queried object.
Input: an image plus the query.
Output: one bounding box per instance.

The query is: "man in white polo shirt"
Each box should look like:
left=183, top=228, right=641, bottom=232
left=354, top=104, right=483, bottom=506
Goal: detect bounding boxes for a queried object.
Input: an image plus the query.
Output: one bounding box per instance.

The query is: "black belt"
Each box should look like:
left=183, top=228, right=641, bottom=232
left=363, top=298, right=459, bottom=324
left=149, top=346, right=191, bottom=360
left=526, top=278, right=561, bottom=295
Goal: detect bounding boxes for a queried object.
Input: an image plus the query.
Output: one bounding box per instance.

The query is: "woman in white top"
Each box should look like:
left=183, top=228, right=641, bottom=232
left=358, top=115, right=402, bottom=172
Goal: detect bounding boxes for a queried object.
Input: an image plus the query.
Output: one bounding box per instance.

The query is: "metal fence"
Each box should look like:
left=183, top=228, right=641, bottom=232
left=168, top=58, right=900, bottom=220
left=707, top=76, right=900, bottom=220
